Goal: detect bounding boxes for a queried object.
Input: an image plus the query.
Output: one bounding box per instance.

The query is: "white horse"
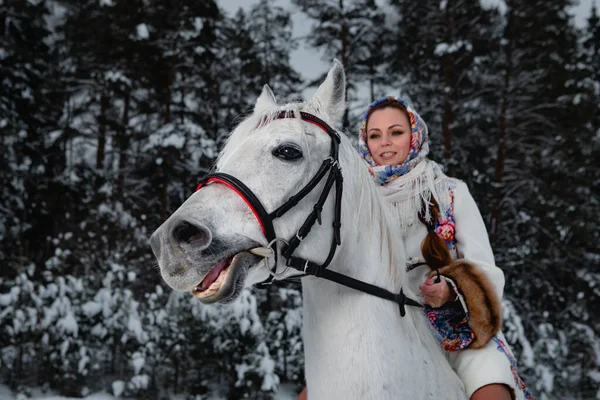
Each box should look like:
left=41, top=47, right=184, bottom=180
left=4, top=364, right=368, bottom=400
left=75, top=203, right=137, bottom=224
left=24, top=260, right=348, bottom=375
left=150, top=61, right=467, bottom=400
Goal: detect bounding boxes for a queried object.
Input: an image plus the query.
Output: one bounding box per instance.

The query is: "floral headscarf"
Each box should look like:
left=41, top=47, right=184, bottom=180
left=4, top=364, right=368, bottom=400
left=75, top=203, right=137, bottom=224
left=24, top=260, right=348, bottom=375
left=358, top=96, right=430, bottom=185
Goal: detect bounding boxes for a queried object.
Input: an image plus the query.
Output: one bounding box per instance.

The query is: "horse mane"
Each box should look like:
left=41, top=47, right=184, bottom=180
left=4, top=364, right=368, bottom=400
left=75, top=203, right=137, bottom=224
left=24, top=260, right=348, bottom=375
left=213, top=100, right=464, bottom=397
left=336, top=133, right=406, bottom=286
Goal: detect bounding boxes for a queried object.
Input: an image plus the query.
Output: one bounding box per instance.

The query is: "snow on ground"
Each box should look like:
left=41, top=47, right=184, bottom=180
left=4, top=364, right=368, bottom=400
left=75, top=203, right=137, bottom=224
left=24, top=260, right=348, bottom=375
left=0, top=385, right=115, bottom=400
left=0, top=383, right=298, bottom=400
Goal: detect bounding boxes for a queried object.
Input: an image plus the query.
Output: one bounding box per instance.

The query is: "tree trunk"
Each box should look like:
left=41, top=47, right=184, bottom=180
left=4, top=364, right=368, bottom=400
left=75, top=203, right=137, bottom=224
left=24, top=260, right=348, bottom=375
left=491, top=10, right=513, bottom=238
left=118, top=90, right=130, bottom=191
left=442, top=5, right=454, bottom=164
left=161, top=151, right=169, bottom=222
left=173, top=357, right=179, bottom=394
left=96, top=94, right=109, bottom=170
left=161, top=66, right=175, bottom=222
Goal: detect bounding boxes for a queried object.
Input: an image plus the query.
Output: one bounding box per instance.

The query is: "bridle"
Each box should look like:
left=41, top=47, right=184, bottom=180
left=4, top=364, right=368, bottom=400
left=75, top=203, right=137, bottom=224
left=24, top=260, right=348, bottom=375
left=196, top=110, right=421, bottom=317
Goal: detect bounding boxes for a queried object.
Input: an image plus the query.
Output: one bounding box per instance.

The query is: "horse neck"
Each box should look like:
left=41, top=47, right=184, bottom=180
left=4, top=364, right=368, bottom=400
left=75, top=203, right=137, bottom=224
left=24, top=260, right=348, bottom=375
left=300, top=139, right=466, bottom=400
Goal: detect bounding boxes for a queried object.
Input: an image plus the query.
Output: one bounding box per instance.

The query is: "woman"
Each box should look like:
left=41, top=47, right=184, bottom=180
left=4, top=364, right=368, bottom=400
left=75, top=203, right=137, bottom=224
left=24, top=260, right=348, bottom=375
left=357, top=96, right=533, bottom=400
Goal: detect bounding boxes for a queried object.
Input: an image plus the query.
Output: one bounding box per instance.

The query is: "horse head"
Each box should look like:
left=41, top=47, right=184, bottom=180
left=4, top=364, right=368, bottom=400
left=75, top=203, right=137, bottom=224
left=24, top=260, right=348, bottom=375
left=150, top=60, right=348, bottom=304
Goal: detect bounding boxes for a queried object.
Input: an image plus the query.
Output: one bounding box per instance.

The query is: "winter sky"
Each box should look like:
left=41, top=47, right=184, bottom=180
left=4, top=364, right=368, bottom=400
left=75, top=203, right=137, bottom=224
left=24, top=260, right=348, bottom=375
left=220, top=0, right=598, bottom=86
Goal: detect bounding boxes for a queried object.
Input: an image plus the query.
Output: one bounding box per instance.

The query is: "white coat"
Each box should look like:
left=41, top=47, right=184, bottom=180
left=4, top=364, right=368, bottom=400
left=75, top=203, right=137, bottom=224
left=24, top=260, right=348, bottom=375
left=384, top=176, right=532, bottom=400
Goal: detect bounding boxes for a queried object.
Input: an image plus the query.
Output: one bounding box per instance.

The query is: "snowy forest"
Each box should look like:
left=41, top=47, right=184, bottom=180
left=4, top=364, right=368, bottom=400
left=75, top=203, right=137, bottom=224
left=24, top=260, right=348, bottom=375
left=1, top=0, right=599, bottom=398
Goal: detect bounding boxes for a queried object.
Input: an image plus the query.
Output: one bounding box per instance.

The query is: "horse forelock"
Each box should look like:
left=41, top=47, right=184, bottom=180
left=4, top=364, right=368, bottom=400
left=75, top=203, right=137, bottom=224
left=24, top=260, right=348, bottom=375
left=217, top=103, right=304, bottom=167
left=217, top=101, right=328, bottom=169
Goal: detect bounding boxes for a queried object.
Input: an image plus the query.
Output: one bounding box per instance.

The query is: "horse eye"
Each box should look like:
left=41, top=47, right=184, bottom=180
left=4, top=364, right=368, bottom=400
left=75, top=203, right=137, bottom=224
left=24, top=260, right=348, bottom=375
left=272, top=144, right=303, bottom=161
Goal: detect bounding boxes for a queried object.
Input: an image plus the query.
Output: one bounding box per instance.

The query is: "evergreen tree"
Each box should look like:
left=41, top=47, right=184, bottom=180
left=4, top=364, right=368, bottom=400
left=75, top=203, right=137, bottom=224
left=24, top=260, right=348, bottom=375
left=483, top=1, right=600, bottom=397
left=0, top=0, right=65, bottom=277
left=292, top=0, right=388, bottom=130
left=387, top=0, right=500, bottom=173
left=248, top=0, right=303, bottom=99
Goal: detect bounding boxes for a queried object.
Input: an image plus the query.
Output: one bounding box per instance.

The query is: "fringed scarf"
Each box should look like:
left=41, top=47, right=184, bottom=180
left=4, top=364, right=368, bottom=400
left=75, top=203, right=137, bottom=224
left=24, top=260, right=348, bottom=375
left=358, top=96, right=454, bottom=229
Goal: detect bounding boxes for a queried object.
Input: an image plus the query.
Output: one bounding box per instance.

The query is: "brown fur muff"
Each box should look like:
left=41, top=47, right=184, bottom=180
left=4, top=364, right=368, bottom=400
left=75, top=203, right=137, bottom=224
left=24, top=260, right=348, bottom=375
left=428, top=260, right=502, bottom=349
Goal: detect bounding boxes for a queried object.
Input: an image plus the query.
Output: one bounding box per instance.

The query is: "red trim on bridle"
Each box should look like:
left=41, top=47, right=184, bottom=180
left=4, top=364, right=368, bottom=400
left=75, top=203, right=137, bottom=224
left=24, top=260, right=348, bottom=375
left=196, top=112, right=337, bottom=239
left=303, top=119, right=329, bottom=132
left=196, top=178, right=268, bottom=236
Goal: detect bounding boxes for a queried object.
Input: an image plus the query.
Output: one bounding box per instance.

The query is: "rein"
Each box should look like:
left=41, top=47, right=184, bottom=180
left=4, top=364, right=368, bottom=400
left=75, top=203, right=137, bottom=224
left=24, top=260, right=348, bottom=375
left=196, top=111, right=422, bottom=317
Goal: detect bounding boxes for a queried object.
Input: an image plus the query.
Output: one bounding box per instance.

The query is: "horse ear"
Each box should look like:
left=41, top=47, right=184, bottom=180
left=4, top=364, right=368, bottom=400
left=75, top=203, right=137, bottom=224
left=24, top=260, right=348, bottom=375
left=308, top=59, right=346, bottom=122
left=254, top=84, right=278, bottom=113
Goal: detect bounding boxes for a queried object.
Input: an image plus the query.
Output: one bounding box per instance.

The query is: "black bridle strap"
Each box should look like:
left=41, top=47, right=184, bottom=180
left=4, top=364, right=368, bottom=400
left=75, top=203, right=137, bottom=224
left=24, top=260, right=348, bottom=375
left=196, top=173, right=277, bottom=244
left=195, top=110, right=421, bottom=316
left=282, top=165, right=341, bottom=259
left=270, top=158, right=332, bottom=219
left=286, top=257, right=422, bottom=317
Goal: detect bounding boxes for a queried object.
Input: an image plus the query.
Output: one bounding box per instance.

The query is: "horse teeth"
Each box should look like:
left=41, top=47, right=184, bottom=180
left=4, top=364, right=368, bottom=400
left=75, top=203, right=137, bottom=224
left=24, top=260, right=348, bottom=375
left=249, top=247, right=272, bottom=258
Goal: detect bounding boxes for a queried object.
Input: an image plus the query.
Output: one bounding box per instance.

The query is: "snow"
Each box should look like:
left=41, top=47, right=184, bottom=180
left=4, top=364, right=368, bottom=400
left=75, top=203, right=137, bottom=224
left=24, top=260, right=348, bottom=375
left=136, top=24, right=149, bottom=40
left=161, top=133, right=185, bottom=148
left=0, top=383, right=299, bottom=399
left=129, top=374, right=149, bottom=390
left=131, top=353, right=145, bottom=375
left=535, top=364, right=555, bottom=394
left=434, top=41, right=473, bottom=57
left=0, top=287, right=20, bottom=307
left=57, top=310, right=79, bottom=337
left=104, top=71, right=131, bottom=87
left=194, top=17, right=203, bottom=32
left=60, top=340, right=70, bottom=358
left=479, top=0, right=507, bottom=14
left=111, top=381, right=124, bottom=397
left=127, top=313, right=146, bottom=343
left=143, top=124, right=186, bottom=150
left=78, top=348, right=90, bottom=374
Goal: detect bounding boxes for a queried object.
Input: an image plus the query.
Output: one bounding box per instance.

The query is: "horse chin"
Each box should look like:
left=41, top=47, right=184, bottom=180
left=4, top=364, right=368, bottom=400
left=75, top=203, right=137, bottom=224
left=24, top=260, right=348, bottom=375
left=191, top=251, right=260, bottom=304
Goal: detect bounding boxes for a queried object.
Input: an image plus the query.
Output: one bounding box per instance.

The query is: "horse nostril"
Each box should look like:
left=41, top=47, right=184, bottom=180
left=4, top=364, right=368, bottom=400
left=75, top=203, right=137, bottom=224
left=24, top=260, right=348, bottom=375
left=172, top=221, right=211, bottom=248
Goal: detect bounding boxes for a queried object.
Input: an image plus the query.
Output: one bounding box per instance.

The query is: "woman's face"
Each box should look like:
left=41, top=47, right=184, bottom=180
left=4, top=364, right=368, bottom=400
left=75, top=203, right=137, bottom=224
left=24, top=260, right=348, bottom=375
left=366, top=107, right=412, bottom=166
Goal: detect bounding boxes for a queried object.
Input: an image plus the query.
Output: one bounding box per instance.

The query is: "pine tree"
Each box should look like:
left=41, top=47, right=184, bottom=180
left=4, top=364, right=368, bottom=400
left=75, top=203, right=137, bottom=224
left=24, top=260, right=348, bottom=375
left=387, top=0, right=500, bottom=173
left=248, top=0, right=303, bottom=99
left=0, top=0, right=65, bottom=276
left=483, top=1, right=600, bottom=397
left=292, top=0, right=388, bottom=130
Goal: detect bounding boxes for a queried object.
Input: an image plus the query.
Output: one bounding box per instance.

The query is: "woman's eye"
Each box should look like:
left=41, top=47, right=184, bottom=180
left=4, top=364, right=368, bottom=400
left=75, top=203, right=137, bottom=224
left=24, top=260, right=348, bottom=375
left=272, top=144, right=303, bottom=161
left=369, top=134, right=380, bottom=140
left=392, top=130, right=404, bottom=135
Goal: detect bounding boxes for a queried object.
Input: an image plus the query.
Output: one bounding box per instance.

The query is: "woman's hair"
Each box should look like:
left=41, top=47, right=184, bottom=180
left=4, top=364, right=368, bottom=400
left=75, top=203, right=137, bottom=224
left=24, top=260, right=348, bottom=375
left=364, top=99, right=411, bottom=141
left=417, top=197, right=453, bottom=271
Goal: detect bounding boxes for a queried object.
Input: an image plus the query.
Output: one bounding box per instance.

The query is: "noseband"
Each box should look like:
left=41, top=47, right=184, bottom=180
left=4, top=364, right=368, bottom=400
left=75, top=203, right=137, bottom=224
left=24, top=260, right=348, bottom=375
left=196, top=111, right=421, bottom=316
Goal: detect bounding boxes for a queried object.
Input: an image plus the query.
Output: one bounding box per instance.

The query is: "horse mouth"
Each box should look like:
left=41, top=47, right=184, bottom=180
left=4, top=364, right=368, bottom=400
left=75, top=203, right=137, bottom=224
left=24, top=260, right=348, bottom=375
left=191, top=251, right=259, bottom=303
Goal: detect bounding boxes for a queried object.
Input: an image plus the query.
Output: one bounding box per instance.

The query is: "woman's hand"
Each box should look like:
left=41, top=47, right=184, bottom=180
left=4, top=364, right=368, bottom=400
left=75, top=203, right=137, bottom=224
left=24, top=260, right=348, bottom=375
left=419, top=278, right=452, bottom=308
